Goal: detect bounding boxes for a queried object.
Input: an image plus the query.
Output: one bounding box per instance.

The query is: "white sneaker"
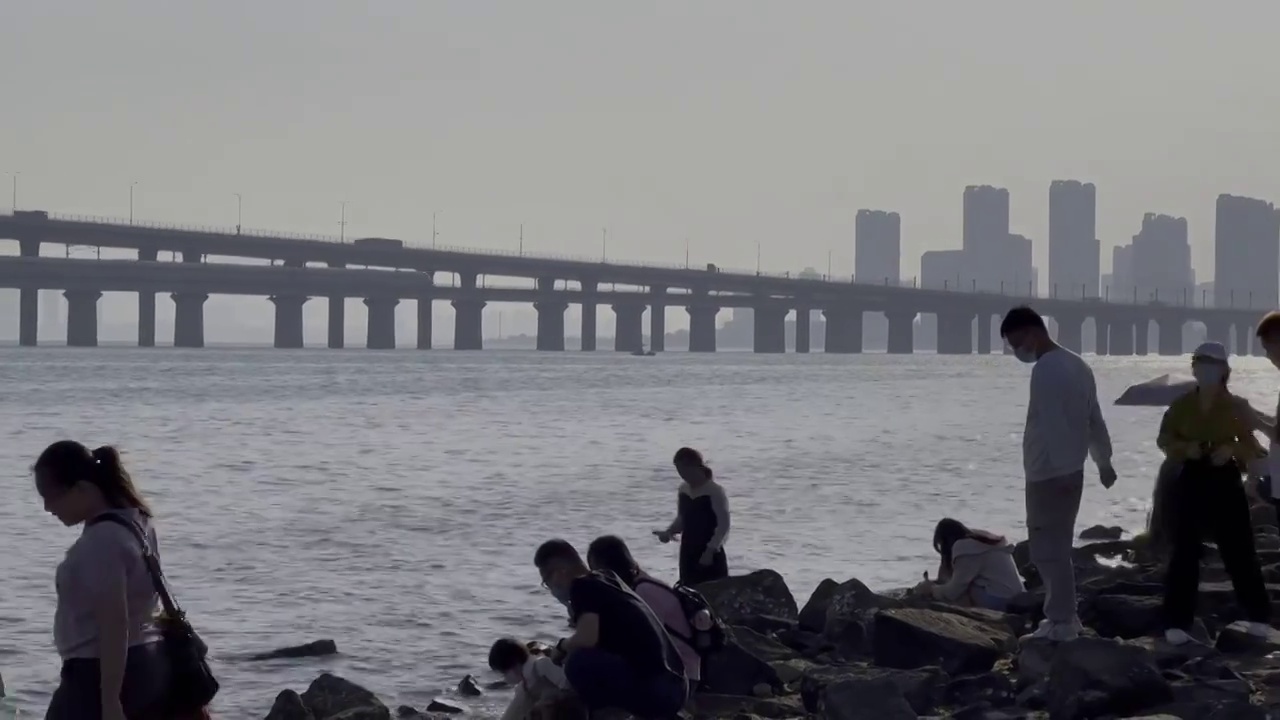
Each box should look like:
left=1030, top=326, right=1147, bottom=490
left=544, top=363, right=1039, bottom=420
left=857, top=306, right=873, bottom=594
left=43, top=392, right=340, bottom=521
left=1021, top=620, right=1079, bottom=643
left=1165, top=628, right=1193, bottom=646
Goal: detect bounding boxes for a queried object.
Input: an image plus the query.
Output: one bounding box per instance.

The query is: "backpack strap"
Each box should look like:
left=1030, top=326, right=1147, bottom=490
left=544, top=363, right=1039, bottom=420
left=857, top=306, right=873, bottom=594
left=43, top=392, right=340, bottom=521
left=88, top=513, right=185, bottom=621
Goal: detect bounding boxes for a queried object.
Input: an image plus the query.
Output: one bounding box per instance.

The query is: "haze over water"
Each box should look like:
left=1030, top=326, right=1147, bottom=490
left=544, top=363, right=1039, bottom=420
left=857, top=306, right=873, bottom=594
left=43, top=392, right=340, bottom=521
left=0, top=348, right=1269, bottom=716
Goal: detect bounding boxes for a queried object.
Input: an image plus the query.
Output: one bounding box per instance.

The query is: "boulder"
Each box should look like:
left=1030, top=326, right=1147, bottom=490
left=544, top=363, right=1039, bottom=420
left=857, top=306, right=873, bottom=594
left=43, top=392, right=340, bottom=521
left=872, top=607, right=1015, bottom=675
left=945, top=672, right=1016, bottom=709
left=265, top=690, right=316, bottom=720
left=701, top=633, right=784, bottom=696
left=1083, top=593, right=1164, bottom=638
left=690, top=693, right=806, bottom=719
left=1080, top=524, right=1124, bottom=541
left=1044, top=637, right=1173, bottom=720
left=300, top=673, right=390, bottom=720
left=799, top=578, right=840, bottom=632
left=699, top=570, right=799, bottom=624
left=455, top=674, right=481, bottom=697
left=424, top=700, right=464, bottom=714
left=250, top=639, right=339, bottom=661
left=1214, top=623, right=1280, bottom=655
left=819, top=676, right=918, bottom=720
left=1252, top=503, right=1278, bottom=529
left=800, top=663, right=946, bottom=716
left=822, top=577, right=901, bottom=656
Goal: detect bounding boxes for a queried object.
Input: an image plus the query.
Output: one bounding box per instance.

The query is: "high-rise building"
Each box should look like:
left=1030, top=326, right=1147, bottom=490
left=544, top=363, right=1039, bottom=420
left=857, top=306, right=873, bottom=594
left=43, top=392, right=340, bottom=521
left=1215, top=194, right=1279, bottom=310
left=920, top=249, right=970, bottom=291
left=854, top=210, right=901, bottom=286
left=1047, top=180, right=1100, bottom=300
left=962, top=185, right=1010, bottom=254
left=1113, top=214, right=1193, bottom=305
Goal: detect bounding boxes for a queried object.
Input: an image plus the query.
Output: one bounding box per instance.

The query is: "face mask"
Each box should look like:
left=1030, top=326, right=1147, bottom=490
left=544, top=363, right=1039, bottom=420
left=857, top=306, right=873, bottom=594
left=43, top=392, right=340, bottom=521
left=1014, top=345, right=1037, bottom=364
left=1193, top=365, right=1224, bottom=387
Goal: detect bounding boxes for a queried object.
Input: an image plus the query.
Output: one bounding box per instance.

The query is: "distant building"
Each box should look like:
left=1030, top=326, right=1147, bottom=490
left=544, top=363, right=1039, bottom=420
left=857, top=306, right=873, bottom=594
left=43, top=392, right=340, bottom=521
left=920, top=249, right=971, bottom=291
left=1112, top=213, right=1193, bottom=305
left=1215, top=194, right=1279, bottom=310
left=855, top=210, right=901, bottom=286
left=963, top=185, right=1010, bottom=255
left=1047, top=180, right=1100, bottom=299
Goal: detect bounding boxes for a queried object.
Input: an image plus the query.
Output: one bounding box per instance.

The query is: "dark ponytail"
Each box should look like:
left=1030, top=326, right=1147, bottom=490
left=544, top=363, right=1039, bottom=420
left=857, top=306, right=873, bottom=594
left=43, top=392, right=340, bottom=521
left=673, top=446, right=713, bottom=480
left=36, top=441, right=152, bottom=517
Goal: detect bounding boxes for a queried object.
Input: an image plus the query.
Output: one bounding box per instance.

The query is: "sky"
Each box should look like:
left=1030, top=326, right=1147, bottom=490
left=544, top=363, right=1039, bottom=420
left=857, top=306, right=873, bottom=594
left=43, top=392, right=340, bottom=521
left=2, top=1, right=1279, bottom=339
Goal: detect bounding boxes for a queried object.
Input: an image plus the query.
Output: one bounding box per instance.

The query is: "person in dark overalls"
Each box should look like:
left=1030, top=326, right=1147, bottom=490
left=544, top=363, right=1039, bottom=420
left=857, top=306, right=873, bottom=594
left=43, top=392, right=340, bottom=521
left=654, top=447, right=730, bottom=585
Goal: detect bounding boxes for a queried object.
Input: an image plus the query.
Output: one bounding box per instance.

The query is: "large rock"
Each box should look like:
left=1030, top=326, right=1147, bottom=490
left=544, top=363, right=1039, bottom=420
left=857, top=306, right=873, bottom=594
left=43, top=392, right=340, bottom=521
left=299, top=673, right=391, bottom=720
left=799, top=579, right=840, bottom=632
left=265, top=690, right=316, bottom=720
left=872, top=607, right=1015, bottom=675
left=822, top=577, right=901, bottom=657
left=1084, top=593, right=1165, bottom=638
left=800, top=663, right=946, bottom=716
left=701, top=632, right=784, bottom=696
left=250, top=639, right=339, bottom=661
left=699, top=570, right=799, bottom=624
left=1080, top=524, right=1124, bottom=541
left=819, top=676, right=918, bottom=720
left=690, top=693, right=806, bottom=719
left=1044, top=637, right=1173, bottom=720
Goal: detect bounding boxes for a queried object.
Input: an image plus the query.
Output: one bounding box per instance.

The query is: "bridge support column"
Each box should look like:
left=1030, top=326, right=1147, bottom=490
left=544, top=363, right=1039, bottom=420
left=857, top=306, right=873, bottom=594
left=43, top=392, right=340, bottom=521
left=795, top=308, right=811, bottom=353
left=138, top=291, right=155, bottom=348
left=363, top=297, right=398, bottom=350
left=1157, top=318, right=1183, bottom=356
left=1109, top=319, right=1134, bottom=356
left=936, top=311, right=974, bottom=354
left=535, top=300, right=568, bottom=351
left=1134, top=321, right=1150, bottom=356
left=1094, top=318, right=1109, bottom=356
left=327, top=262, right=346, bottom=349
left=64, top=290, right=101, bottom=347
left=886, top=309, right=915, bottom=354
left=688, top=303, right=719, bottom=353
left=580, top=299, right=597, bottom=351
left=613, top=302, right=644, bottom=352
left=270, top=295, right=307, bottom=349
left=416, top=296, right=433, bottom=350
left=1055, top=313, right=1084, bottom=353
left=823, top=307, right=863, bottom=354
left=650, top=286, right=666, bottom=353
left=976, top=314, right=992, bottom=354
left=172, top=293, right=207, bottom=349
left=1236, top=322, right=1253, bottom=357
left=752, top=303, right=788, bottom=353
left=17, top=239, right=40, bottom=347
left=452, top=299, right=485, bottom=351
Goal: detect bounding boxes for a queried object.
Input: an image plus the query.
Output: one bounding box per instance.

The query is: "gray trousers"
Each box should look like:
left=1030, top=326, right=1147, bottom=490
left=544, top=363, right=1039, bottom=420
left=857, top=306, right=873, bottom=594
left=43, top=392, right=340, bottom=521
left=1025, top=471, right=1084, bottom=624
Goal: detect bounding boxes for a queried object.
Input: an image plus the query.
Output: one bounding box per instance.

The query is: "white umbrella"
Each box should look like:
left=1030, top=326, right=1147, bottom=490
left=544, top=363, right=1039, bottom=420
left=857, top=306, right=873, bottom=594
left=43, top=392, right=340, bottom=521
left=1114, top=374, right=1197, bottom=407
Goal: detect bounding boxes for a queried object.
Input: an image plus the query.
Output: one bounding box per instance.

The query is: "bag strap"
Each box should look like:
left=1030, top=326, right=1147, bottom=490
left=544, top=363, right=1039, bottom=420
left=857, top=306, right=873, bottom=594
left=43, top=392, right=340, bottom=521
left=633, top=578, right=697, bottom=645
left=89, top=513, right=185, bottom=620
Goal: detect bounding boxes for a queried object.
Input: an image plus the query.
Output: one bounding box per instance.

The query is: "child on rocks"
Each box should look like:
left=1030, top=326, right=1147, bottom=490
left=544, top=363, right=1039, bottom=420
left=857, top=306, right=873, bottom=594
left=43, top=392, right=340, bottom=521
left=488, top=637, right=572, bottom=720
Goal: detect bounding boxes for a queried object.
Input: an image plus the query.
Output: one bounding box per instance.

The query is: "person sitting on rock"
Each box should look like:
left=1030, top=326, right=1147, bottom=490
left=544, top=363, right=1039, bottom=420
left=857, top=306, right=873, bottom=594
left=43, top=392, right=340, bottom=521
left=488, top=637, right=571, bottom=720
left=534, top=539, right=688, bottom=719
left=586, top=535, right=704, bottom=690
left=1157, top=342, right=1272, bottom=646
left=653, top=447, right=730, bottom=586
left=922, top=518, right=1025, bottom=611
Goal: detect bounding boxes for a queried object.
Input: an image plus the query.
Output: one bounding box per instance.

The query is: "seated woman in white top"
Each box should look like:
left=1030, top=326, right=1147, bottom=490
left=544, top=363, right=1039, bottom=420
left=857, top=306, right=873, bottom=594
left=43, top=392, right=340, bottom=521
left=488, top=638, right=571, bottom=720
left=36, top=441, right=172, bottom=720
left=924, top=518, right=1025, bottom=612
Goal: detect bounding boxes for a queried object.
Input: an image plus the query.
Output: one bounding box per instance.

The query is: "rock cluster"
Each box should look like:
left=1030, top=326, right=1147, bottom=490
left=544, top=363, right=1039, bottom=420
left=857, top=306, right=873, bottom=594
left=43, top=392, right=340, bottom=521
left=262, top=504, right=1280, bottom=718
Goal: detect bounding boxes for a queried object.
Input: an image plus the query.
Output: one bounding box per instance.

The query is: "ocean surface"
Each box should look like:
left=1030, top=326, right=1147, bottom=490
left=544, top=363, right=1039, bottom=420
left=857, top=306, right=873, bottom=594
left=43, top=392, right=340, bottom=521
left=0, top=347, right=1272, bottom=717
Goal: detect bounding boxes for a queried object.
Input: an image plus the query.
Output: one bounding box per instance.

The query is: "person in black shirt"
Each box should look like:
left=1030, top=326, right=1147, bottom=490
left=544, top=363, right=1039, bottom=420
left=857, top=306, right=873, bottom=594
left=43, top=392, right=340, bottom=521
left=654, top=447, right=731, bottom=585
left=534, top=539, right=687, bottom=719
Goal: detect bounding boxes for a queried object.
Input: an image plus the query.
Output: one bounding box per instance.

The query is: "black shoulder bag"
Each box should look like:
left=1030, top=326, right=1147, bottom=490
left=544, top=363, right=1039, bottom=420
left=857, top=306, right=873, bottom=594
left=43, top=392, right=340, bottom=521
left=89, top=514, right=220, bottom=714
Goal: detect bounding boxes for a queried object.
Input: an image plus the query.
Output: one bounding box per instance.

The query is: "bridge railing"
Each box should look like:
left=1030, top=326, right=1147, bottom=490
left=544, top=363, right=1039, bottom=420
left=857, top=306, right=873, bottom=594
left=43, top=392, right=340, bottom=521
left=7, top=213, right=1262, bottom=313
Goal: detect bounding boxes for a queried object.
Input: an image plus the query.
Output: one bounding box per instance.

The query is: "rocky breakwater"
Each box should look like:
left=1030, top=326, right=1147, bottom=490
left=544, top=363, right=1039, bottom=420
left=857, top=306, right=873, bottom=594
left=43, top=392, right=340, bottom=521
left=260, top=505, right=1280, bottom=719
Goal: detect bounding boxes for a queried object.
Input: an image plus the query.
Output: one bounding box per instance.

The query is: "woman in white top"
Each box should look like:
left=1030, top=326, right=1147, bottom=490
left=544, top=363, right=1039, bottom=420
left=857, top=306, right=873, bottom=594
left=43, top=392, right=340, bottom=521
left=37, top=441, right=170, bottom=720
left=655, top=447, right=731, bottom=586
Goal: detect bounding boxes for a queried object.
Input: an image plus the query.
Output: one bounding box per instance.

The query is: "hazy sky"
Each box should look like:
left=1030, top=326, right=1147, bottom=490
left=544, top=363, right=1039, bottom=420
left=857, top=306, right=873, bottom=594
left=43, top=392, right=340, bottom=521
left=3, top=1, right=1279, bottom=291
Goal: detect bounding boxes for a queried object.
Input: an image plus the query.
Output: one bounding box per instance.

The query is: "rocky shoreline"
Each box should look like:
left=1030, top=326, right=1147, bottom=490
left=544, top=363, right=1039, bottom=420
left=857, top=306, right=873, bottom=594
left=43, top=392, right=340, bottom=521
left=259, top=514, right=1280, bottom=719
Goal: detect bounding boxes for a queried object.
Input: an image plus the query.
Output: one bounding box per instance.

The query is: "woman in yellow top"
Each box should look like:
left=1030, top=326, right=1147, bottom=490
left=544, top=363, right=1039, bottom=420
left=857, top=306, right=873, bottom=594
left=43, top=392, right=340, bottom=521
left=1157, top=341, right=1271, bottom=645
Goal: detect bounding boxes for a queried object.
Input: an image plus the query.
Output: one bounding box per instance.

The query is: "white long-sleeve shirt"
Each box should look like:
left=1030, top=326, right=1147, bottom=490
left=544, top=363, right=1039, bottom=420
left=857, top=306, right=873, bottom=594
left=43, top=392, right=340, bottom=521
left=1022, top=347, right=1113, bottom=483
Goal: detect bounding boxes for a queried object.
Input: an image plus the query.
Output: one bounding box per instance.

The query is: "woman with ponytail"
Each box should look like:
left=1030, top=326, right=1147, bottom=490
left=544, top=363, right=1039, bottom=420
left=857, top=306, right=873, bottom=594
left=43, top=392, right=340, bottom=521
left=35, top=440, right=172, bottom=720
left=654, top=447, right=731, bottom=585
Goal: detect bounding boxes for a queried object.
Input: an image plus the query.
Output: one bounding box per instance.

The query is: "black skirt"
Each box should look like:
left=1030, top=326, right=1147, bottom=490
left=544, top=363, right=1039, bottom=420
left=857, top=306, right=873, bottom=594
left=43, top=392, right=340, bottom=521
left=45, top=642, right=170, bottom=720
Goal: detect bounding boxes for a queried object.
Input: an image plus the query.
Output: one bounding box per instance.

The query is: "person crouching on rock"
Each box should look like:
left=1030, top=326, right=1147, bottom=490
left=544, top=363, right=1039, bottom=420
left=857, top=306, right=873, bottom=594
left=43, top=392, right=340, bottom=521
left=654, top=447, right=730, bottom=586
left=1157, top=342, right=1272, bottom=646
left=488, top=637, right=571, bottom=720
left=36, top=441, right=174, bottom=720
left=587, top=535, right=703, bottom=692
left=534, top=539, right=688, bottom=719
left=921, top=518, right=1025, bottom=612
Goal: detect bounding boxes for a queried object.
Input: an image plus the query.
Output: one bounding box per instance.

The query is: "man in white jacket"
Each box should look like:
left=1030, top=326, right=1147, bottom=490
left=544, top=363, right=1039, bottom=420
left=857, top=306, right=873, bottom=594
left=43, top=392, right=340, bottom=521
left=1000, top=305, right=1117, bottom=642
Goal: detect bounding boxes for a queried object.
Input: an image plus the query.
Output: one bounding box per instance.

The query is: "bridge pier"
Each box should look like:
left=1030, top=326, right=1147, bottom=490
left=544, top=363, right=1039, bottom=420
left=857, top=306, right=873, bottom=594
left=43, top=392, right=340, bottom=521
left=650, top=287, right=666, bottom=353
left=17, top=239, right=39, bottom=347
left=823, top=307, right=862, bottom=354
left=1134, top=321, right=1150, bottom=356
left=1109, top=319, right=1134, bottom=356
left=452, top=299, right=485, bottom=350
left=327, top=262, right=345, bottom=349
left=270, top=295, right=307, bottom=349
left=364, top=297, right=398, bottom=350
left=172, top=293, right=207, bottom=348
left=613, top=302, right=644, bottom=352
left=535, top=300, right=568, bottom=351
left=936, top=311, right=973, bottom=354
left=416, top=296, right=433, bottom=350
left=886, top=309, right=915, bottom=354
left=1093, top=318, right=1109, bottom=355
left=752, top=303, right=788, bottom=354
left=64, top=290, right=101, bottom=347
left=687, top=303, right=719, bottom=353
left=1055, top=313, right=1084, bottom=354
left=795, top=308, right=811, bottom=353
left=1157, top=318, right=1183, bottom=356
left=1236, top=321, right=1253, bottom=357
left=976, top=314, right=992, bottom=354
left=138, top=291, right=156, bottom=348
left=580, top=299, right=597, bottom=352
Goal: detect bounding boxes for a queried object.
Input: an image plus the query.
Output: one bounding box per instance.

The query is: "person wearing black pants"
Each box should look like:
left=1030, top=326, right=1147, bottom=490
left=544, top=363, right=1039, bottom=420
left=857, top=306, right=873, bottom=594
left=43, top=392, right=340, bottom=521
left=1157, top=342, right=1272, bottom=645
left=654, top=447, right=731, bottom=586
